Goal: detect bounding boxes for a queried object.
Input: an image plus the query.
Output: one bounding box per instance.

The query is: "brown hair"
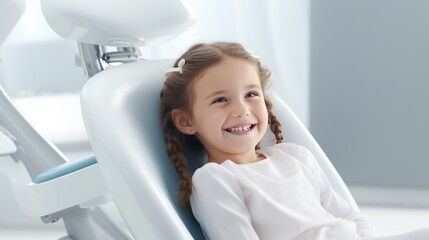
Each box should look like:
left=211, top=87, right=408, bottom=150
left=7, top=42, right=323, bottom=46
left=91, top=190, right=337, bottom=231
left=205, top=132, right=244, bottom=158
left=160, top=42, right=283, bottom=205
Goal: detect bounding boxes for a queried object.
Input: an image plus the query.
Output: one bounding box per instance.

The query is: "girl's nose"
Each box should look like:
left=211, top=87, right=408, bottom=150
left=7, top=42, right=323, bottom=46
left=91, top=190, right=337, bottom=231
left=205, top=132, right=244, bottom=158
left=232, top=102, right=250, bottom=118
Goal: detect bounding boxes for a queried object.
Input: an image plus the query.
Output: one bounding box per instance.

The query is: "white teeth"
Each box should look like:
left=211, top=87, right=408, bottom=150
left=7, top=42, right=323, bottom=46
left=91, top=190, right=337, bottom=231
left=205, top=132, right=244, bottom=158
left=227, top=124, right=252, bottom=133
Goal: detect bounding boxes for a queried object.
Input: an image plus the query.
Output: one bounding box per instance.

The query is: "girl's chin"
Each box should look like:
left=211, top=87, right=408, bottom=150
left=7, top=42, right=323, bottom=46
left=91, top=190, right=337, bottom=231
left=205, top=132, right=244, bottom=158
left=225, top=142, right=260, bottom=153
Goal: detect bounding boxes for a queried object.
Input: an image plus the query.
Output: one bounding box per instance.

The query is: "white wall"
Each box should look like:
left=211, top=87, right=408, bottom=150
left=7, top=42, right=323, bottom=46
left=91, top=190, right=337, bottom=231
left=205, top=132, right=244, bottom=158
left=140, top=0, right=311, bottom=125
left=0, top=0, right=87, bottom=97
left=1, top=0, right=311, bottom=123
left=309, top=0, right=429, bottom=207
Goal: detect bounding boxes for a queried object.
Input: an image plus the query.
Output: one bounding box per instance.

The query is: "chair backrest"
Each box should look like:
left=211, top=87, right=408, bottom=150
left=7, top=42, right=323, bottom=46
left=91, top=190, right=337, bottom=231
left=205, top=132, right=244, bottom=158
left=81, top=59, right=357, bottom=240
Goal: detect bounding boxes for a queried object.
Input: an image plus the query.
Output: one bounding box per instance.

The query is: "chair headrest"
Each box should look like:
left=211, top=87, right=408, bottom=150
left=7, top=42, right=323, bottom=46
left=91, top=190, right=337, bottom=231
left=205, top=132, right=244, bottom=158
left=40, top=0, right=196, bottom=46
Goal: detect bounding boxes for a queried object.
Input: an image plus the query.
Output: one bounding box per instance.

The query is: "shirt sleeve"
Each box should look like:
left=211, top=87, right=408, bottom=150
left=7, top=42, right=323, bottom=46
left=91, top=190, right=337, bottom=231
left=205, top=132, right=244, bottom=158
left=190, top=163, right=260, bottom=240
left=299, top=145, right=380, bottom=238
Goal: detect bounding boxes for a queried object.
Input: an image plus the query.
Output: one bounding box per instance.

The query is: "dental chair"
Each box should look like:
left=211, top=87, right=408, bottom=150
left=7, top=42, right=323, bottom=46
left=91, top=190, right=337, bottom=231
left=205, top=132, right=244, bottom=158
left=80, top=59, right=360, bottom=240
left=74, top=2, right=358, bottom=239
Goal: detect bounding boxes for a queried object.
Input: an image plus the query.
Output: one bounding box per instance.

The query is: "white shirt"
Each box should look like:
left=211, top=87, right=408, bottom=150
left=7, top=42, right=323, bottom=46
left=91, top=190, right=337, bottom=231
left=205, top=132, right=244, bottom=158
left=190, top=143, right=378, bottom=240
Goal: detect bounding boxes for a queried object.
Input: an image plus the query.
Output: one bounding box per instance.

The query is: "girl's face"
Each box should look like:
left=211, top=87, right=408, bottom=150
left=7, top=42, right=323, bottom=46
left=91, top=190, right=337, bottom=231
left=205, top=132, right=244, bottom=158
left=189, top=57, right=268, bottom=164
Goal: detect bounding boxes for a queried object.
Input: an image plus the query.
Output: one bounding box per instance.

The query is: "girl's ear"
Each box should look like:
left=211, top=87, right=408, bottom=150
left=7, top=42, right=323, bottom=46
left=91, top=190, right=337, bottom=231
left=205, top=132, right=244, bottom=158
left=171, top=109, right=196, bottom=135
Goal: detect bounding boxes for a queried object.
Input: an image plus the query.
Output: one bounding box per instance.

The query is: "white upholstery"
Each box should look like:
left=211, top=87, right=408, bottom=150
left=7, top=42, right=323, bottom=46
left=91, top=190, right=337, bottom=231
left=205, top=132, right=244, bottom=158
left=81, top=59, right=202, bottom=240
left=81, top=59, right=357, bottom=240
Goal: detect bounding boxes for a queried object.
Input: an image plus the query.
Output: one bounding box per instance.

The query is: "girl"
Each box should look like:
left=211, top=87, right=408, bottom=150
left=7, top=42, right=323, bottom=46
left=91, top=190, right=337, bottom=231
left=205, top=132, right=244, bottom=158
left=160, top=42, right=429, bottom=239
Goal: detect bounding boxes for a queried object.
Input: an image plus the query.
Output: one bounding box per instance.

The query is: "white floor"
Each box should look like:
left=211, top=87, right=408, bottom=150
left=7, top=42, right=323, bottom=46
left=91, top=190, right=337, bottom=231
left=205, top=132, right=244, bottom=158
left=0, top=225, right=65, bottom=240
left=361, top=206, right=429, bottom=235
left=0, top=206, right=428, bottom=239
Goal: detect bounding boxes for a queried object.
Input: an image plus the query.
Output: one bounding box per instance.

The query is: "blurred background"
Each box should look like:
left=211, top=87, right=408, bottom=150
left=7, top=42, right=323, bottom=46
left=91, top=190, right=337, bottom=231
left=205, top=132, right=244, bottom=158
left=1, top=0, right=428, bottom=238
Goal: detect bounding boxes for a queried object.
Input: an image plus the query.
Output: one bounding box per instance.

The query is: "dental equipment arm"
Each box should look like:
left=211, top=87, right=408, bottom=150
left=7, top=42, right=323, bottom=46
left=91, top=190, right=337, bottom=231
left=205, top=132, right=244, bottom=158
left=41, top=0, right=195, bottom=78
left=0, top=130, right=16, bottom=156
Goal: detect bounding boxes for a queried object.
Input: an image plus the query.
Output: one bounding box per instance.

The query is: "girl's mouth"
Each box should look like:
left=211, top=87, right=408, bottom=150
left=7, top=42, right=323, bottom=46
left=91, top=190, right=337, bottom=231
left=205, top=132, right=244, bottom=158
left=224, top=124, right=257, bottom=133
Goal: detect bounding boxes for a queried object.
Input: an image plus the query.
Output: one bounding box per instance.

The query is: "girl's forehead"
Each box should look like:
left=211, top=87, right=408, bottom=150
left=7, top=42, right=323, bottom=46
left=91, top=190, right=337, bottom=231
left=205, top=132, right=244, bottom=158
left=197, top=57, right=259, bottom=82
left=193, top=59, right=261, bottom=93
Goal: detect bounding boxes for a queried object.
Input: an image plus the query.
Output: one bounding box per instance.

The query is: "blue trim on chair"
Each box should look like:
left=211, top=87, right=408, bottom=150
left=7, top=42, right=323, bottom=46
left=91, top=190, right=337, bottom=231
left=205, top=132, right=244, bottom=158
left=34, top=154, right=97, bottom=183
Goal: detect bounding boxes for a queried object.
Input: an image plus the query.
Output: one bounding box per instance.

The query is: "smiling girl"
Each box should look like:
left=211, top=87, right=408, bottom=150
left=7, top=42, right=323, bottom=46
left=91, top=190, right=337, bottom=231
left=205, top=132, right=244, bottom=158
left=160, top=42, right=429, bottom=240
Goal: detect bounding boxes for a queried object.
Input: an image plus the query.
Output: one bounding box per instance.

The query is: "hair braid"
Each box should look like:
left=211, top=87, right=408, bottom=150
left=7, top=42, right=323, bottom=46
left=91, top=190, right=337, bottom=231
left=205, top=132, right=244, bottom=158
left=161, top=91, right=192, bottom=205
left=265, top=98, right=283, bottom=144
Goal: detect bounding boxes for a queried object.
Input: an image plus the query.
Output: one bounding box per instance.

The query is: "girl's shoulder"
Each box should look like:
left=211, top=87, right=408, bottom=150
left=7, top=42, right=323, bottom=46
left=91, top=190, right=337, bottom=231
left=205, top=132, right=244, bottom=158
left=192, top=162, right=243, bottom=195
left=261, top=142, right=316, bottom=167
left=270, top=142, right=303, bottom=151
left=193, top=162, right=224, bottom=176
left=263, top=142, right=311, bottom=157
left=192, top=162, right=234, bottom=182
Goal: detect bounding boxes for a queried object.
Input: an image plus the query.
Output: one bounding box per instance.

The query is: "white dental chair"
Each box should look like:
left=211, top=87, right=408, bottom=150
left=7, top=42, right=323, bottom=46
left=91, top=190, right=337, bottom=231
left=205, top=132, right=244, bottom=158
left=80, top=59, right=359, bottom=240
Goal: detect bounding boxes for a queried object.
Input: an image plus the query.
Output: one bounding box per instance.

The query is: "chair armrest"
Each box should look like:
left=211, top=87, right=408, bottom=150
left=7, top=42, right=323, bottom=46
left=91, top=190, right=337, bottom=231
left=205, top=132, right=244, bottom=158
left=26, top=162, right=108, bottom=217
left=34, top=154, right=97, bottom=183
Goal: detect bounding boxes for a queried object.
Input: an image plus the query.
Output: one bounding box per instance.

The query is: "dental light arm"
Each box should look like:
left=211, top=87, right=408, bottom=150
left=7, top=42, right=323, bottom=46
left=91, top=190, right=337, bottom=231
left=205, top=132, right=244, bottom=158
left=41, top=0, right=196, bottom=78
left=0, top=130, right=16, bottom=156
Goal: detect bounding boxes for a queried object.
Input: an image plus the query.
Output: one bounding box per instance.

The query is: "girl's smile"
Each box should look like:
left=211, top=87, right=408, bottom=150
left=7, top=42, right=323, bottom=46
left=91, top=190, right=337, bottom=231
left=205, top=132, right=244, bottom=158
left=223, top=122, right=257, bottom=135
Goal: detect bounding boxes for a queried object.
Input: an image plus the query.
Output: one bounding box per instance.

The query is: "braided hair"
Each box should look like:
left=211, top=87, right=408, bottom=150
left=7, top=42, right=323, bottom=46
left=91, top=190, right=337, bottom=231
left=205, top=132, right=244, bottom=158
left=160, top=42, right=283, bottom=205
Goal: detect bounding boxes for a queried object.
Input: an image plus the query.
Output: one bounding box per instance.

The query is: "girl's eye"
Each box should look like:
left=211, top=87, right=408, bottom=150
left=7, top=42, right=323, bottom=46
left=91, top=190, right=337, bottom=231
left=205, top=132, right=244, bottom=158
left=211, top=97, right=227, bottom=104
left=246, top=91, right=259, bottom=98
